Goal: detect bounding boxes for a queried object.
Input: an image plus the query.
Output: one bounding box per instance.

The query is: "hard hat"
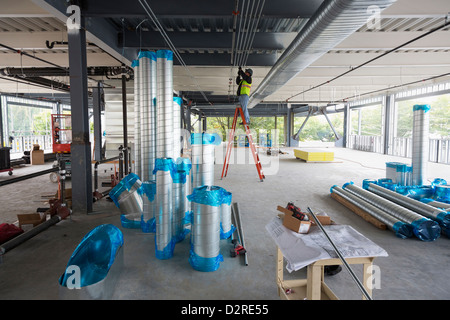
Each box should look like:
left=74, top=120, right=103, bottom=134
left=245, top=68, right=253, bottom=76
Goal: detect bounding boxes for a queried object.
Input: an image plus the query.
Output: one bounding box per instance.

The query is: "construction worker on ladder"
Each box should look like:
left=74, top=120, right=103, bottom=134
left=236, top=66, right=253, bottom=125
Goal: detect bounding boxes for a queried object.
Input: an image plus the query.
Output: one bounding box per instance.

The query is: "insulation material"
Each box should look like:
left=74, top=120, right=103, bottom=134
left=294, top=149, right=334, bottom=162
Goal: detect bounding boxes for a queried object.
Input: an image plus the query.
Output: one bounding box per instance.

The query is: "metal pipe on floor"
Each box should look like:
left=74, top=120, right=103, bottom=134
left=0, top=167, right=59, bottom=187
left=307, top=207, right=372, bottom=300
left=330, top=185, right=413, bottom=239
left=343, top=183, right=440, bottom=241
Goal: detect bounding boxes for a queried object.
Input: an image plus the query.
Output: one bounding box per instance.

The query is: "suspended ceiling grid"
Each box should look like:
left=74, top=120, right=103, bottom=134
left=0, top=0, right=449, bottom=113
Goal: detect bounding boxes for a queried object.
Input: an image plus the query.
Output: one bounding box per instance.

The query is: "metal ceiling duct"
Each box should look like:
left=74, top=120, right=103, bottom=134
left=331, top=185, right=413, bottom=239
left=411, top=105, right=430, bottom=186
left=247, top=0, right=397, bottom=108
left=343, top=182, right=440, bottom=241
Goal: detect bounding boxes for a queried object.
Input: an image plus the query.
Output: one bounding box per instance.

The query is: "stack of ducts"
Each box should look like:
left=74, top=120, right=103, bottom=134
left=330, top=185, right=413, bottom=239
left=342, top=182, right=440, bottom=241
left=367, top=183, right=450, bottom=237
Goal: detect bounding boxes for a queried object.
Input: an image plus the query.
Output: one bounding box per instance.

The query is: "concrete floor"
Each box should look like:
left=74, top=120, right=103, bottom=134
left=0, top=146, right=449, bottom=301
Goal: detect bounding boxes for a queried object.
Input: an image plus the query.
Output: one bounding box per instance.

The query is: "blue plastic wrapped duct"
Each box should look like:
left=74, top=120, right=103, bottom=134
left=157, top=49, right=173, bottom=60
left=139, top=50, right=157, bottom=61
left=413, top=104, right=431, bottom=113
left=59, top=224, right=123, bottom=288
left=109, top=173, right=141, bottom=208
left=188, top=185, right=224, bottom=207
left=139, top=181, right=157, bottom=233
left=219, top=188, right=235, bottom=239
left=153, top=157, right=175, bottom=176
left=172, top=170, right=190, bottom=242
left=435, top=185, right=450, bottom=203
left=190, top=132, right=222, bottom=146
left=176, top=157, right=192, bottom=174
left=189, top=245, right=224, bottom=272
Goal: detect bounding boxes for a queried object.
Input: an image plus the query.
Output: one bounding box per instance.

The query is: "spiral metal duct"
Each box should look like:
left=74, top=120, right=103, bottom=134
left=156, top=50, right=174, bottom=159
left=220, top=189, right=234, bottom=239
left=188, top=186, right=224, bottom=272
left=331, top=185, right=413, bottom=239
left=411, top=105, right=430, bottom=186
left=154, top=158, right=175, bottom=259
left=191, top=133, right=220, bottom=188
left=247, top=0, right=397, bottom=108
left=176, top=158, right=193, bottom=220
left=173, top=97, right=182, bottom=160
left=172, top=170, right=188, bottom=242
left=138, top=51, right=157, bottom=181
left=132, top=59, right=141, bottom=178
left=421, top=199, right=450, bottom=211
left=343, top=183, right=440, bottom=241
left=368, top=183, right=450, bottom=236
left=140, top=180, right=156, bottom=233
left=109, top=173, right=143, bottom=229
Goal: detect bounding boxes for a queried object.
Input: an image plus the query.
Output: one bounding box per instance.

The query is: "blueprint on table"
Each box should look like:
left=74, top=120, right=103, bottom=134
left=266, top=217, right=388, bottom=272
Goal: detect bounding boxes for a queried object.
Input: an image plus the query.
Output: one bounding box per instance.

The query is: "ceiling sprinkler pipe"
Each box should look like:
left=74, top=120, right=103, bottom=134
left=331, top=185, right=413, bottom=239
left=343, top=182, right=440, bottom=241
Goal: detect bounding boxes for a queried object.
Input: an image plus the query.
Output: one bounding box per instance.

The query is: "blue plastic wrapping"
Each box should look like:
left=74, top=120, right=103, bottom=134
left=188, top=185, right=226, bottom=207
left=362, top=179, right=377, bottom=190
left=155, top=238, right=176, bottom=260
left=188, top=245, right=223, bottom=272
left=120, top=215, right=141, bottom=229
left=190, top=132, right=222, bottom=146
left=176, top=157, right=192, bottom=174
left=173, top=96, right=182, bottom=106
left=392, top=221, right=414, bottom=239
left=153, top=157, right=175, bottom=174
left=156, top=49, right=173, bottom=60
left=410, top=218, right=441, bottom=242
left=131, top=59, right=139, bottom=68
left=172, top=170, right=187, bottom=184
left=220, top=223, right=236, bottom=239
left=431, top=178, right=447, bottom=187
left=139, top=181, right=157, bottom=233
left=109, top=172, right=141, bottom=208
left=59, top=224, right=123, bottom=288
left=413, top=104, right=431, bottom=113
left=138, top=50, right=156, bottom=60
left=435, top=185, right=450, bottom=202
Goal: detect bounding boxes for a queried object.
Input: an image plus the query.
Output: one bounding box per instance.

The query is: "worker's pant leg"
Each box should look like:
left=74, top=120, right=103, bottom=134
left=239, top=94, right=250, bottom=123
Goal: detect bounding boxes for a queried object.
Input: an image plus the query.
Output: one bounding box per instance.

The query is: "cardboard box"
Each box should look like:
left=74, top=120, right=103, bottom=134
left=283, top=213, right=311, bottom=234
left=17, top=213, right=46, bottom=230
left=277, top=205, right=332, bottom=226
left=31, top=150, right=44, bottom=165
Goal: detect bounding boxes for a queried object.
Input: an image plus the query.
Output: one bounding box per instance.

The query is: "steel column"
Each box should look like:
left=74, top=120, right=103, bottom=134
left=92, top=82, right=103, bottom=161
left=67, top=13, right=93, bottom=214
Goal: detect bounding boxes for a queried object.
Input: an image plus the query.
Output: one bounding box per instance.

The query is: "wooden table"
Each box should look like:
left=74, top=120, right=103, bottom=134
left=276, top=247, right=375, bottom=300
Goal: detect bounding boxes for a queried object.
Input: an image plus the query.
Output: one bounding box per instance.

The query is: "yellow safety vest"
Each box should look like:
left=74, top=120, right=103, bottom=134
left=239, top=80, right=252, bottom=95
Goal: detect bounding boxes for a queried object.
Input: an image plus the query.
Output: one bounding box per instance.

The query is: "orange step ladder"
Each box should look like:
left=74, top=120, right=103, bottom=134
left=221, top=107, right=265, bottom=182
